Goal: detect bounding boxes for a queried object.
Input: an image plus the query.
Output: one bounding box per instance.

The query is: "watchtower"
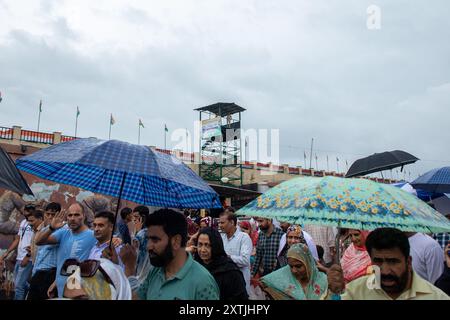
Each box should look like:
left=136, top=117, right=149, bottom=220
left=194, top=102, right=246, bottom=186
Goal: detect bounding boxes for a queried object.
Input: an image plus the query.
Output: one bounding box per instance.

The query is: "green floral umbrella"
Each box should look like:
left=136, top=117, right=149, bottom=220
left=237, top=176, right=450, bottom=233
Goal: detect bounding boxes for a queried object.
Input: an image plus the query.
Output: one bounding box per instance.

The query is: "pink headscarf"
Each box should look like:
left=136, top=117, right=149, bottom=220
left=340, top=230, right=372, bottom=283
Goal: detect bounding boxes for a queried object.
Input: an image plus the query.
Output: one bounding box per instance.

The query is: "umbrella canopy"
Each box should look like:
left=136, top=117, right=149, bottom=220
left=237, top=176, right=450, bottom=233
left=411, top=166, right=450, bottom=194
left=0, top=145, right=33, bottom=196
left=16, top=138, right=221, bottom=209
left=345, top=150, right=419, bottom=178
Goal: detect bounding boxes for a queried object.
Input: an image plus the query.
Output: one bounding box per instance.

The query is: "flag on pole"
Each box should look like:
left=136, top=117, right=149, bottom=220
left=165, top=124, right=168, bottom=132
left=139, top=119, right=144, bottom=128
left=110, top=114, right=116, bottom=125
left=76, top=106, right=80, bottom=117
left=336, top=156, right=339, bottom=162
left=0, top=91, right=2, bottom=103
left=39, top=100, right=42, bottom=112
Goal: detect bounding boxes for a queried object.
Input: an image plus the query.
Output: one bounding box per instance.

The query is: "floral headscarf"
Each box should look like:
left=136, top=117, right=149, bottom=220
left=261, top=243, right=328, bottom=300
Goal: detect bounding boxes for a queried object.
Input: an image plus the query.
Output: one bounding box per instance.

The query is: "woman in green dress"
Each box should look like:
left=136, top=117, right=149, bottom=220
left=260, top=243, right=328, bottom=300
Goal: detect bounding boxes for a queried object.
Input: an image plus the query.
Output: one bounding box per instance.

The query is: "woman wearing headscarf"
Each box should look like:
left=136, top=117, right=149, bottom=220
left=340, top=229, right=372, bottom=283
left=277, top=225, right=319, bottom=268
left=195, top=227, right=248, bottom=300
left=62, top=258, right=132, bottom=300
left=260, top=243, right=328, bottom=300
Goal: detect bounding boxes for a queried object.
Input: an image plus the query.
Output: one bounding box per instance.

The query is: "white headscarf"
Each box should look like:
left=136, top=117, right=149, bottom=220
left=99, top=258, right=132, bottom=300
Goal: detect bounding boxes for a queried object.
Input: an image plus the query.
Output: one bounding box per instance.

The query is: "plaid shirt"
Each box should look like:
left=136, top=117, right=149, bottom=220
left=432, top=233, right=450, bottom=250
left=252, top=227, right=284, bottom=276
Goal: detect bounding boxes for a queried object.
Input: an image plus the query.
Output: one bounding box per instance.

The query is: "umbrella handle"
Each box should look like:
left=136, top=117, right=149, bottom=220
left=109, top=172, right=127, bottom=251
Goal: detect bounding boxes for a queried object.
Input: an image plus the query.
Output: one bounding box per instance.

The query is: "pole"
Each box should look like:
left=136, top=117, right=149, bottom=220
left=315, top=154, right=318, bottom=170
left=109, top=172, right=127, bottom=250
left=304, top=151, right=307, bottom=169
left=37, top=103, right=42, bottom=132
left=164, top=125, right=167, bottom=150
left=75, top=112, right=79, bottom=137
left=109, top=122, right=112, bottom=140
left=138, top=125, right=141, bottom=145
left=309, top=138, right=314, bottom=169
left=327, top=155, right=329, bottom=172
left=336, top=158, right=340, bottom=173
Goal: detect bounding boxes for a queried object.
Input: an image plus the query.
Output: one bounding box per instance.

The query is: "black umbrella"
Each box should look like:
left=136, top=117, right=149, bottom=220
left=345, top=150, right=419, bottom=178
left=0, top=146, right=33, bottom=195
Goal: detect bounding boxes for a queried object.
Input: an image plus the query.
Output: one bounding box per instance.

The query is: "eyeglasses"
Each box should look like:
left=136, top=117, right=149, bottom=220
left=60, top=259, right=115, bottom=288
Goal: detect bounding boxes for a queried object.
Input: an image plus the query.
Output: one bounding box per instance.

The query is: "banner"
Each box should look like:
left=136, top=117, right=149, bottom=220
left=201, top=117, right=222, bottom=140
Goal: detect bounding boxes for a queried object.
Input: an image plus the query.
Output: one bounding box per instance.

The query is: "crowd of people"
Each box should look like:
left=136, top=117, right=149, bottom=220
left=0, top=190, right=449, bottom=300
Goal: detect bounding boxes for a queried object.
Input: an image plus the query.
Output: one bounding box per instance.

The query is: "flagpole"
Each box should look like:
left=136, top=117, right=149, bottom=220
left=75, top=107, right=79, bottom=137
left=309, top=138, right=314, bottom=169
left=327, top=155, right=329, bottom=172
left=109, top=115, right=112, bottom=140
left=138, top=124, right=141, bottom=145
left=37, top=100, right=42, bottom=132
left=164, top=124, right=167, bottom=150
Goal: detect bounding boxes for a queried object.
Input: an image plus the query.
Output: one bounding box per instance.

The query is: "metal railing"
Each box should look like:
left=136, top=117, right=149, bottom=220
left=61, top=135, right=77, bottom=142
left=20, top=130, right=54, bottom=144
left=0, top=127, right=13, bottom=140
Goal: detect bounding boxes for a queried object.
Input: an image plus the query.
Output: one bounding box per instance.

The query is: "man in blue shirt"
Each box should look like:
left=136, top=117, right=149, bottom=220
left=28, top=202, right=60, bottom=300
left=35, top=202, right=97, bottom=298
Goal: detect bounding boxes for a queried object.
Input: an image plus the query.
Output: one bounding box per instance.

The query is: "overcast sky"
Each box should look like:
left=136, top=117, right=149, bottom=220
left=1, top=0, right=449, bottom=180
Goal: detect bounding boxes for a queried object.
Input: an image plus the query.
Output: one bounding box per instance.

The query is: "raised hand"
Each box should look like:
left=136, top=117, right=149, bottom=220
left=51, top=210, right=66, bottom=230
left=119, top=244, right=137, bottom=277
left=327, top=264, right=345, bottom=294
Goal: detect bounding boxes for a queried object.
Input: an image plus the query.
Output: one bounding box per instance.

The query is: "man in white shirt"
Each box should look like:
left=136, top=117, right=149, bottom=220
left=0, top=204, right=35, bottom=299
left=407, top=232, right=444, bottom=284
left=88, top=211, right=123, bottom=268
left=219, top=209, right=253, bottom=294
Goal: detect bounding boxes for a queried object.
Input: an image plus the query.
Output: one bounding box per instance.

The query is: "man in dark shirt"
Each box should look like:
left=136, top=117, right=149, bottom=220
left=251, top=218, right=284, bottom=277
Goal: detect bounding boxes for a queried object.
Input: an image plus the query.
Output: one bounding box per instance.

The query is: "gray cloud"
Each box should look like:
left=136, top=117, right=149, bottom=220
left=1, top=0, right=449, bottom=181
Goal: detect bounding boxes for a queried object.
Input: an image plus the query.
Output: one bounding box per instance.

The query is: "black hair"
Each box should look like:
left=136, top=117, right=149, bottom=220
left=195, top=227, right=227, bottom=262
left=24, top=204, right=36, bottom=213
left=133, top=205, right=150, bottom=224
left=94, top=211, right=115, bottom=224
left=365, top=228, right=410, bottom=259
left=28, top=209, right=44, bottom=220
left=45, top=202, right=61, bottom=213
left=316, top=245, right=324, bottom=260
left=224, top=207, right=236, bottom=213
left=147, top=209, right=188, bottom=247
left=120, top=207, right=133, bottom=220
left=220, top=211, right=237, bottom=226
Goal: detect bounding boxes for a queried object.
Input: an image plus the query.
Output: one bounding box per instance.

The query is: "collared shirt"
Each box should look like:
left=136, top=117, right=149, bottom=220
left=88, top=241, right=124, bottom=269
left=303, top=225, right=336, bottom=264
left=32, top=224, right=57, bottom=275
left=340, top=271, right=450, bottom=300
left=252, top=227, right=284, bottom=276
left=432, top=233, right=450, bottom=250
left=137, top=252, right=219, bottom=300
left=221, top=228, right=253, bottom=293
left=409, top=233, right=444, bottom=284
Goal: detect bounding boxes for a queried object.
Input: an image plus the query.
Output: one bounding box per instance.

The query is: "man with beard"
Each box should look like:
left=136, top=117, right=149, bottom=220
left=251, top=217, right=284, bottom=277
left=120, top=209, right=219, bottom=300
left=326, top=228, right=449, bottom=300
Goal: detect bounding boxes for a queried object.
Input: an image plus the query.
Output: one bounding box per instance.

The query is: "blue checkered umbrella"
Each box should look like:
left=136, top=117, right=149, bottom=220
left=16, top=138, right=222, bottom=209
left=412, top=167, right=450, bottom=193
